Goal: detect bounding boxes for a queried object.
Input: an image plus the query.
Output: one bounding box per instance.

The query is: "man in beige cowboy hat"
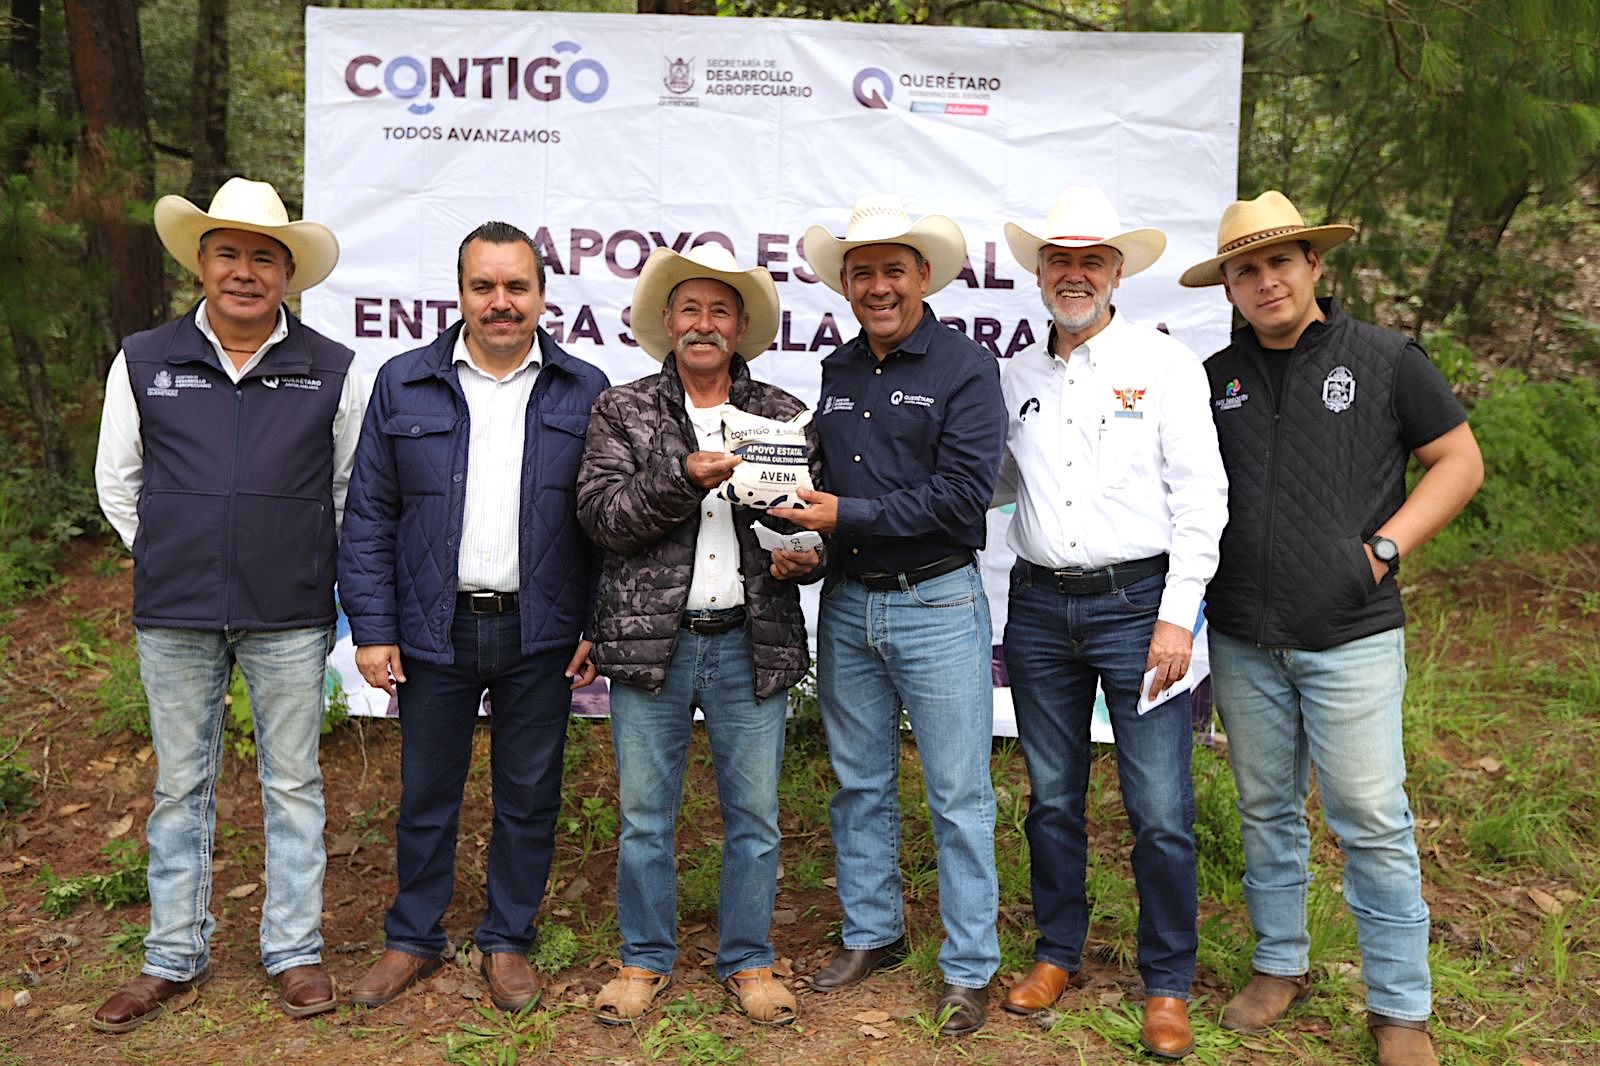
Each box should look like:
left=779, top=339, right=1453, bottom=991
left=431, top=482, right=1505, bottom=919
left=575, top=245, right=820, bottom=1027
left=92, top=177, right=362, bottom=1030
left=992, top=185, right=1228, bottom=1059
left=1181, top=191, right=1483, bottom=1066
left=772, top=195, right=1006, bottom=1036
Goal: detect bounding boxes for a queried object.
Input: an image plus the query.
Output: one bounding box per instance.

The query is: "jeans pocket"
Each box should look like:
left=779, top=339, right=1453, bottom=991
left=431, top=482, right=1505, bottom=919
left=1112, top=572, right=1163, bottom=613
left=909, top=567, right=977, bottom=608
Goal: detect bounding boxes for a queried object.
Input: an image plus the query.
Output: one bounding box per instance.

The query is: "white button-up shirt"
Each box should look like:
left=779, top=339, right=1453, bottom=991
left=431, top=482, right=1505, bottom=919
left=94, top=302, right=367, bottom=549
left=995, top=309, right=1228, bottom=629
left=684, top=399, right=745, bottom=610
left=453, top=329, right=540, bottom=593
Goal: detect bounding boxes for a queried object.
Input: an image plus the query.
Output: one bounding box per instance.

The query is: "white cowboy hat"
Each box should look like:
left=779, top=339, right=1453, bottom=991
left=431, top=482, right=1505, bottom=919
left=153, top=176, right=340, bottom=294
left=800, top=195, right=968, bottom=296
left=631, top=245, right=780, bottom=362
left=1179, top=190, right=1355, bottom=288
left=1003, top=186, right=1166, bottom=278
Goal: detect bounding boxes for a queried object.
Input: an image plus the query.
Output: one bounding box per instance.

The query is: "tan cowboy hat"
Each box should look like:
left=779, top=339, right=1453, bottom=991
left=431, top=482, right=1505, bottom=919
left=1180, top=190, right=1355, bottom=288
left=800, top=195, right=968, bottom=296
left=1004, top=185, right=1166, bottom=278
left=631, top=245, right=780, bottom=362
left=153, top=176, right=340, bottom=294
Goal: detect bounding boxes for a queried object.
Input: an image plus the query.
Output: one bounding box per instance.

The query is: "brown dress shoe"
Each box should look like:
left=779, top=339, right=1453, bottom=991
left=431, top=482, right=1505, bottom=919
left=1140, top=996, right=1195, bottom=1060
left=802, top=935, right=907, bottom=993
left=1370, top=1013, right=1438, bottom=1066
left=276, top=964, right=336, bottom=1018
left=91, top=968, right=212, bottom=1033
left=936, top=982, right=988, bottom=1036
left=1003, top=960, right=1079, bottom=1015
left=1220, top=970, right=1313, bottom=1033
left=348, top=949, right=444, bottom=1008
left=481, top=952, right=541, bottom=1012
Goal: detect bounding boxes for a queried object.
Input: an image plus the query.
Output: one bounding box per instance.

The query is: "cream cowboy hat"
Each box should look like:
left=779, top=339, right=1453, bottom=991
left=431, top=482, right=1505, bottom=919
left=631, top=245, right=780, bottom=362
left=800, top=195, right=968, bottom=296
left=1179, top=190, right=1355, bottom=288
left=153, top=176, right=340, bottom=294
left=1004, top=185, right=1166, bottom=278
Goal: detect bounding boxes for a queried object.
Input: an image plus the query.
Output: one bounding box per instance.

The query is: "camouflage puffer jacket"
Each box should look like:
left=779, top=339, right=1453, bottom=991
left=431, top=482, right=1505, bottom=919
left=576, top=354, right=823, bottom=699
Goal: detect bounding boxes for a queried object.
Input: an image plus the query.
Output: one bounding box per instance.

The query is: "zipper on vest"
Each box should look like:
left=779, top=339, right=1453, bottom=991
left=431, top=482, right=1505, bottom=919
left=1255, top=409, right=1283, bottom=645
left=223, top=386, right=242, bottom=625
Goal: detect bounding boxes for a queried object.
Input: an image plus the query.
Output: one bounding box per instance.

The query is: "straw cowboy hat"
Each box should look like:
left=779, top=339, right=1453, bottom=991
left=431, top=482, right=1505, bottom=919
left=1179, top=190, right=1355, bottom=288
left=800, top=195, right=968, bottom=296
left=1004, top=185, right=1167, bottom=278
left=153, top=176, right=340, bottom=294
left=631, top=244, right=780, bottom=362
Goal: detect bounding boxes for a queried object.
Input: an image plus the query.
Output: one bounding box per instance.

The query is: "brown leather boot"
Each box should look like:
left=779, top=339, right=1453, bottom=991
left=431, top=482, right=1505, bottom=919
left=481, top=952, right=541, bottom=1012
left=1220, top=970, right=1313, bottom=1033
left=1140, top=996, right=1194, bottom=1059
left=91, top=968, right=212, bottom=1033
left=1370, top=1013, right=1438, bottom=1066
left=276, top=964, right=337, bottom=1018
left=348, top=949, right=444, bottom=1008
left=1003, top=961, right=1079, bottom=1015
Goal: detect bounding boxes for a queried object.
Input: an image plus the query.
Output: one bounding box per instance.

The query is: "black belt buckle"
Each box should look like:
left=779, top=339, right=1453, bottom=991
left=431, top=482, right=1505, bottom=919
left=681, top=607, right=746, bottom=635
left=458, top=590, right=517, bottom=614
left=1031, top=554, right=1167, bottom=596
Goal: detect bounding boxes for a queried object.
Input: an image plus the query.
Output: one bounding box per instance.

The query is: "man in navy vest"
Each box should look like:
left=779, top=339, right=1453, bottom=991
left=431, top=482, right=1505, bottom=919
left=92, top=177, right=362, bottom=1031
left=339, top=222, right=609, bottom=1013
left=1180, top=192, right=1483, bottom=1066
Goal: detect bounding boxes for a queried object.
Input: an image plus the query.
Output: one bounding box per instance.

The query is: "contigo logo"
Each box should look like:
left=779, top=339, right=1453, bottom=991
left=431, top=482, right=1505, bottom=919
left=345, top=42, right=610, bottom=114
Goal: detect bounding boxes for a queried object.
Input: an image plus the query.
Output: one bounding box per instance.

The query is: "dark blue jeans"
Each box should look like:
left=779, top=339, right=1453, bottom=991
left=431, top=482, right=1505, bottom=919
left=383, top=607, right=572, bottom=958
left=1003, top=565, right=1196, bottom=999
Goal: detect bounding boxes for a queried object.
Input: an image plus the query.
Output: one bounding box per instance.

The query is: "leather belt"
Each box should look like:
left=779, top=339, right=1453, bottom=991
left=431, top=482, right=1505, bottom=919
left=1027, top=554, right=1168, bottom=595
left=457, top=590, right=519, bottom=614
left=855, top=552, right=973, bottom=592
left=681, top=606, right=747, bottom=635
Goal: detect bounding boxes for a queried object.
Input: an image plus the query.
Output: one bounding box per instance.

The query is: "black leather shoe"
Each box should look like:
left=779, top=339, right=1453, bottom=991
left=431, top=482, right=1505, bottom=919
left=937, top=982, right=988, bottom=1036
left=803, top=935, right=907, bottom=992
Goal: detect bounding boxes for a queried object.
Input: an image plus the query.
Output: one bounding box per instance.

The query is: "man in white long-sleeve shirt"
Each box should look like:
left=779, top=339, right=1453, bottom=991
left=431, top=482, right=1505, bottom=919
left=91, top=177, right=362, bottom=1033
left=992, top=187, right=1228, bottom=1061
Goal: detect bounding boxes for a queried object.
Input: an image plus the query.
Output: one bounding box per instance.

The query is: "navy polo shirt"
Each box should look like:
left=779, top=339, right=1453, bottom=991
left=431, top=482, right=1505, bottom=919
left=816, top=304, right=1007, bottom=575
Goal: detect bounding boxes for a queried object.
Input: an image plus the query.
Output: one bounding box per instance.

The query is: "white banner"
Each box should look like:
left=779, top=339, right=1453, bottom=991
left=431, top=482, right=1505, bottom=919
left=304, top=8, right=1240, bottom=720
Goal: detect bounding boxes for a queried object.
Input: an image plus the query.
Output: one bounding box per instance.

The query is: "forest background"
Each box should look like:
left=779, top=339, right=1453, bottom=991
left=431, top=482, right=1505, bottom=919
left=0, top=2, right=1598, bottom=1065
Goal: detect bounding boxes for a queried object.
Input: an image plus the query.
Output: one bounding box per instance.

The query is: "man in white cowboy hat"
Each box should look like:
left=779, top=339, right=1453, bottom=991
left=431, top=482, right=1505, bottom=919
left=773, top=195, right=1006, bottom=1036
left=339, top=222, right=608, bottom=1014
left=1181, top=191, right=1482, bottom=1066
left=92, top=176, right=362, bottom=1030
left=575, top=245, right=820, bottom=1028
left=990, top=185, right=1228, bottom=1059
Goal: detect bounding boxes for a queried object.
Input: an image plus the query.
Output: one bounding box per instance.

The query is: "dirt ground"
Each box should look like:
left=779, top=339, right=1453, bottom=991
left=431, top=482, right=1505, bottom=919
left=1, top=539, right=1596, bottom=1064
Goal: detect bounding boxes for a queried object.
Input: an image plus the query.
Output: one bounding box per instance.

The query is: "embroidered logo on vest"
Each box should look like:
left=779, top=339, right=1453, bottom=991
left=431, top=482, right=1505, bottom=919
left=1322, top=366, right=1356, bottom=412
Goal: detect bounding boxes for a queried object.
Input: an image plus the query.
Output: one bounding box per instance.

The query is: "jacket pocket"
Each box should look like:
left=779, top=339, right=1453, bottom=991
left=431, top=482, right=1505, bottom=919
left=538, top=411, right=590, bottom=490
left=233, top=492, right=328, bottom=621
left=134, top=489, right=226, bottom=619
left=381, top=413, right=457, bottom=495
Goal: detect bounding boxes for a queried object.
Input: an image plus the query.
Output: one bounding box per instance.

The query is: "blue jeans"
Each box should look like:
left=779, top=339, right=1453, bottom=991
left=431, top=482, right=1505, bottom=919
left=608, top=623, right=787, bottom=981
left=817, top=564, right=1000, bottom=989
left=1209, top=626, right=1430, bottom=1021
left=1003, top=567, right=1197, bottom=1000
left=137, top=624, right=332, bottom=980
left=384, top=607, right=572, bottom=958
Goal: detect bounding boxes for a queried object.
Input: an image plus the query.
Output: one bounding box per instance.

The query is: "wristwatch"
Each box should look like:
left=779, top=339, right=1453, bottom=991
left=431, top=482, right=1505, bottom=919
left=1366, top=534, right=1400, bottom=575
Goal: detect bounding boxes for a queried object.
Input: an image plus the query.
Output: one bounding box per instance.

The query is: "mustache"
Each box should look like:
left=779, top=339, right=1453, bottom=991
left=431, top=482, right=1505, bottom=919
left=480, top=310, right=524, bottom=324
left=677, top=330, right=730, bottom=352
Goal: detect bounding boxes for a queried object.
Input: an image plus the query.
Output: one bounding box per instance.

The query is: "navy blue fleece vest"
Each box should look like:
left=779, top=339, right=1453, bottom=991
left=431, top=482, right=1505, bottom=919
left=123, top=307, right=353, bottom=630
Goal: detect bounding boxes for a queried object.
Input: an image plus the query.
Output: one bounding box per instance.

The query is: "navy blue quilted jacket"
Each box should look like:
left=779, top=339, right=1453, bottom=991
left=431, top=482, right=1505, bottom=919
left=339, top=324, right=610, bottom=664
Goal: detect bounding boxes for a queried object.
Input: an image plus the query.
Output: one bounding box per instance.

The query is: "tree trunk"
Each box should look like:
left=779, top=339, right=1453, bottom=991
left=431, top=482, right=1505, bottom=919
left=187, top=0, right=231, bottom=202
left=63, top=0, right=166, bottom=373
left=7, top=327, right=70, bottom=479
left=1414, top=181, right=1529, bottom=336
left=5, top=0, right=42, bottom=173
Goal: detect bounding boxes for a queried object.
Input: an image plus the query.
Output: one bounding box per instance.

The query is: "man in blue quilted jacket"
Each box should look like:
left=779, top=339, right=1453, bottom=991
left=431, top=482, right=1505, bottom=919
left=339, top=221, right=609, bottom=1013
left=1180, top=192, right=1483, bottom=1066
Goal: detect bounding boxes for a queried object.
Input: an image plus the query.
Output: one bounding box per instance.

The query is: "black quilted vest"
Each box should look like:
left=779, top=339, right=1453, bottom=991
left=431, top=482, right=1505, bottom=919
left=1203, top=299, right=1411, bottom=650
left=123, top=306, right=353, bottom=630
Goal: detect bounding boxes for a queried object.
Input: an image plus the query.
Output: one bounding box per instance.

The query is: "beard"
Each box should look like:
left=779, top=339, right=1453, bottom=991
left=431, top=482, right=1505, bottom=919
left=1041, top=279, right=1113, bottom=336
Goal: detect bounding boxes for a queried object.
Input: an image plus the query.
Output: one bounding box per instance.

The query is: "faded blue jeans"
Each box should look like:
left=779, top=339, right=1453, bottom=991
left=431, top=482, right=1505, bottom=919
left=817, top=564, right=1000, bottom=989
left=608, top=623, right=787, bottom=981
left=137, top=624, right=332, bottom=981
left=1209, top=626, right=1430, bottom=1021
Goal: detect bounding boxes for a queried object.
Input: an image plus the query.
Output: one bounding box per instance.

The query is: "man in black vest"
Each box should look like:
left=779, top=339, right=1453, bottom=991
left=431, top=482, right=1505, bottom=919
left=92, top=178, right=362, bottom=1031
left=1180, top=192, right=1483, bottom=1066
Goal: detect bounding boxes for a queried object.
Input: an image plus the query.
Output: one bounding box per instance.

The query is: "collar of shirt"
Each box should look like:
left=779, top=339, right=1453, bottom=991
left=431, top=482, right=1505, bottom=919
left=451, top=327, right=541, bottom=383
left=195, top=301, right=288, bottom=384
left=1044, top=306, right=1131, bottom=372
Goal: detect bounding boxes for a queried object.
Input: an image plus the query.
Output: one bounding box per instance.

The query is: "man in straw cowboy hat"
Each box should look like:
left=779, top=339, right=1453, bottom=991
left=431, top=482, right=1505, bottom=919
left=339, top=221, right=609, bottom=1013
left=991, top=186, right=1228, bottom=1059
left=772, top=195, right=1007, bottom=1035
left=576, top=245, right=821, bottom=1028
left=93, top=176, right=363, bottom=1030
left=1180, top=191, right=1482, bottom=1066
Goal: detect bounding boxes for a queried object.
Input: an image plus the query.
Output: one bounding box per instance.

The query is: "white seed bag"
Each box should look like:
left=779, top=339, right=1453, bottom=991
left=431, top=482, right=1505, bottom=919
left=717, top=406, right=814, bottom=509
